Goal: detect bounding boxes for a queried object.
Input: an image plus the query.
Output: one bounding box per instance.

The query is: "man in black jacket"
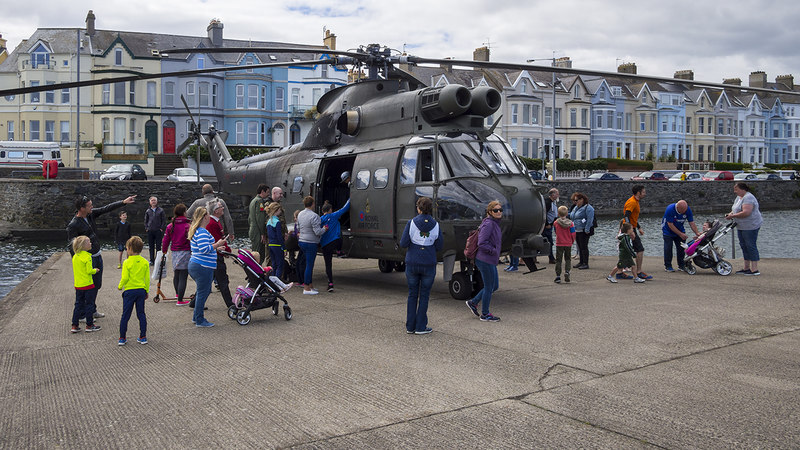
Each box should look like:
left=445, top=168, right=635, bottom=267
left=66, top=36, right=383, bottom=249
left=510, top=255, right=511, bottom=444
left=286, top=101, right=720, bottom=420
left=67, top=194, right=137, bottom=319
left=144, top=196, right=166, bottom=265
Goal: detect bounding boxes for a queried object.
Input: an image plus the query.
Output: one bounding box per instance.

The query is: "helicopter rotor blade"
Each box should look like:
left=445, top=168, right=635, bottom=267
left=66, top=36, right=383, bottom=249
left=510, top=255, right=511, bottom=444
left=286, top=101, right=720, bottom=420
left=162, top=46, right=364, bottom=58
left=180, top=95, right=199, bottom=132
left=0, top=58, right=339, bottom=97
left=175, top=134, right=195, bottom=156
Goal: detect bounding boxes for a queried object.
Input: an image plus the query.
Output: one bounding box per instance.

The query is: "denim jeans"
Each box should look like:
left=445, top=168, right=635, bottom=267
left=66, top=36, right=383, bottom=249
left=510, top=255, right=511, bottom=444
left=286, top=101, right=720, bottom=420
left=298, top=242, right=319, bottom=286
left=120, top=288, right=147, bottom=339
left=737, top=228, right=760, bottom=261
left=508, top=256, right=519, bottom=269
left=663, top=234, right=686, bottom=269
left=405, top=264, right=436, bottom=332
left=188, top=261, right=214, bottom=325
left=72, top=288, right=97, bottom=326
left=471, top=259, right=498, bottom=316
left=269, top=247, right=284, bottom=279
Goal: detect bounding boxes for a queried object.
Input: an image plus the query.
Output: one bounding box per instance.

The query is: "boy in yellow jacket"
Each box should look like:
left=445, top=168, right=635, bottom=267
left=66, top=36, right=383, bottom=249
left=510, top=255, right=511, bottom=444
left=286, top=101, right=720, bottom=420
left=71, top=236, right=101, bottom=333
left=117, top=236, right=150, bottom=345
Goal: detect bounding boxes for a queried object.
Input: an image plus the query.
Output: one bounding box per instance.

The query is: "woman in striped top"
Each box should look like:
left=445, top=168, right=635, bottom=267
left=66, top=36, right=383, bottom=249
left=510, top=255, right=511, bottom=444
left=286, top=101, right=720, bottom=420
left=187, top=207, right=228, bottom=327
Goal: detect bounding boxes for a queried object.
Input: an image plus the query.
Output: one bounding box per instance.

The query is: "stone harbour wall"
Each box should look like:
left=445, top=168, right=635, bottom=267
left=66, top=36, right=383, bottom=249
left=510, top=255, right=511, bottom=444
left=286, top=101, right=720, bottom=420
left=537, top=179, right=800, bottom=216
left=0, top=180, right=251, bottom=239
left=0, top=179, right=798, bottom=238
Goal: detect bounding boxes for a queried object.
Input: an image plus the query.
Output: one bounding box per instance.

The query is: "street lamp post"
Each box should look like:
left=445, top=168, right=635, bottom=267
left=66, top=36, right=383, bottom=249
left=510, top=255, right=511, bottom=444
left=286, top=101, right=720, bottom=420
left=527, top=55, right=558, bottom=180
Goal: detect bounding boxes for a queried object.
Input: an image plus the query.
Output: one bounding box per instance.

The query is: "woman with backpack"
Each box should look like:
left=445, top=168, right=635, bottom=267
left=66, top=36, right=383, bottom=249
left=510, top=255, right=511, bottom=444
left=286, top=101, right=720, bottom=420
left=465, top=200, right=504, bottom=322
left=569, top=192, right=595, bottom=270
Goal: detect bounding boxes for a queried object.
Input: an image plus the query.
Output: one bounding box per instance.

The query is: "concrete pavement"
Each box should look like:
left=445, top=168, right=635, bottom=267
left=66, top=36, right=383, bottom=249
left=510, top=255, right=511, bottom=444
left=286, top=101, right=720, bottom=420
left=0, top=252, right=798, bottom=448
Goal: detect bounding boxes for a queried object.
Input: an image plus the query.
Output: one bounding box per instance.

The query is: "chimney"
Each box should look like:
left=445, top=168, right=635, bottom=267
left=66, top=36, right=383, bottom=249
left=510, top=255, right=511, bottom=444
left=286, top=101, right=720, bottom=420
left=723, top=78, right=742, bottom=86
left=674, top=69, right=694, bottom=80
left=323, top=29, right=336, bottom=50
left=554, top=57, right=572, bottom=68
left=0, top=34, right=6, bottom=65
left=617, top=62, right=637, bottom=74
left=749, top=71, right=767, bottom=88
left=85, top=10, right=96, bottom=36
left=473, top=46, right=489, bottom=62
left=776, top=74, right=794, bottom=89
left=207, top=19, right=223, bottom=47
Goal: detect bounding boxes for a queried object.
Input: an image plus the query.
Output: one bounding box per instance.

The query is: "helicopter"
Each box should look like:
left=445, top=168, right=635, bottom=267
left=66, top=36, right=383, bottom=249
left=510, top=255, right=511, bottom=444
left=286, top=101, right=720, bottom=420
left=170, top=44, right=550, bottom=300
left=5, top=42, right=798, bottom=299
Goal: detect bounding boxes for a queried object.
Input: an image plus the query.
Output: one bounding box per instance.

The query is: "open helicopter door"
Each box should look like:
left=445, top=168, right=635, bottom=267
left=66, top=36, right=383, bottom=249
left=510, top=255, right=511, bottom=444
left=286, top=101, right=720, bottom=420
left=348, top=148, right=401, bottom=262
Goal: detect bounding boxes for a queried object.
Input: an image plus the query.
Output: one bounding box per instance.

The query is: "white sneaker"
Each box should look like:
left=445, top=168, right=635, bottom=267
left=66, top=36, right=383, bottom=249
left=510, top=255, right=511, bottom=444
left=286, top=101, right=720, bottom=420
left=303, top=289, right=319, bottom=295
left=606, top=275, right=618, bottom=283
left=634, top=277, right=646, bottom=283
left=280, top=282, right=294, bottom=293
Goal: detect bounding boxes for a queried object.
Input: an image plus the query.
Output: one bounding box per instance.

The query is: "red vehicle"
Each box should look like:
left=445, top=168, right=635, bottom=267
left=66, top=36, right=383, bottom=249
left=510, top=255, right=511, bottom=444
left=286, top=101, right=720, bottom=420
left=702, top=170, right=734, bottom=181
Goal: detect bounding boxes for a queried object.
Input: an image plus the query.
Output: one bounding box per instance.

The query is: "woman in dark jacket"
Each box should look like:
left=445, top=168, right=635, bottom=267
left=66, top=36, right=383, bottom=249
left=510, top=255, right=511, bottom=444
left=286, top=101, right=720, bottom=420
left=465, top=200, right=503, bottom=322
left=568, top=192, right=595, bottom=269
left=399, top=197, right=443, bottom=335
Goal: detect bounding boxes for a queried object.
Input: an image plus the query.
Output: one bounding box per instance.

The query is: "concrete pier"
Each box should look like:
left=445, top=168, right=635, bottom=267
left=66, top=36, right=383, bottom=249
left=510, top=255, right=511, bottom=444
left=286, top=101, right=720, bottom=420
left=1, top=252, right=798, bottom=448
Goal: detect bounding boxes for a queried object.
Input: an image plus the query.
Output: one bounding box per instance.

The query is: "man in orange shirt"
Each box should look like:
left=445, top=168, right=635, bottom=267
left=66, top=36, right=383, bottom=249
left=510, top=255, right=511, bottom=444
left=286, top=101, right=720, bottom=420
left=623, top=185, right=652, bottom=279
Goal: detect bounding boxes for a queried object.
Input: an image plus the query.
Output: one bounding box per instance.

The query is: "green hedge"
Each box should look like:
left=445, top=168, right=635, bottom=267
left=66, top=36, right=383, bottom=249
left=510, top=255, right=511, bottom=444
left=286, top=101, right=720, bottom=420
left=183, top=145, right=272, bottom=161
left=765, top=163, right=800, bottom=171
left=714, top=162, right=749, bottom=171
left=518, top=157, right=652, bottom=172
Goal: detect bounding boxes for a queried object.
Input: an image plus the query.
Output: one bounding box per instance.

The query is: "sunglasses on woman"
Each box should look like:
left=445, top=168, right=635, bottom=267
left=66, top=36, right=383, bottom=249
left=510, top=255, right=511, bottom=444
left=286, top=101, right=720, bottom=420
left=492, top=208, right=503, bottom=213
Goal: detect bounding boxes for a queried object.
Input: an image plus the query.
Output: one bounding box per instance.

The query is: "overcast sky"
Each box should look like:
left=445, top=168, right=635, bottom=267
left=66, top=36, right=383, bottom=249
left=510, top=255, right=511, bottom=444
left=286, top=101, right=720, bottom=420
left=3, top=0, right=800, bottom=85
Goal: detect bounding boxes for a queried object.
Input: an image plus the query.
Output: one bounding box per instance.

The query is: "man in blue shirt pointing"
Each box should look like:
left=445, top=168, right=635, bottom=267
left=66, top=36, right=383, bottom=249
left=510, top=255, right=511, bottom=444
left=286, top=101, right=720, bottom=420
left=662, top=200, right=700, bottom=272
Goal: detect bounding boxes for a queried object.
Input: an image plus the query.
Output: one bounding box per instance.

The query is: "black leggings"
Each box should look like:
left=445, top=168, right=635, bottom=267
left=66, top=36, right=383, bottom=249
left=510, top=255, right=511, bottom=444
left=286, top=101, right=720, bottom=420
left=321, top=239, right=342, bottom=284
left=173, top=269, right=189, bottom=301
left=575, top=231, right=590, bottom=266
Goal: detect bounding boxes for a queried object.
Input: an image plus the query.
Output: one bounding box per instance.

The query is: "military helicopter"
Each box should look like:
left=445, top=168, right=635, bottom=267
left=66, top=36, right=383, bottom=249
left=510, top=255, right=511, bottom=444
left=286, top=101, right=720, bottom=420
left=5, top=43, right=798, bottom=299
left=168, top=44, right=549, bottom=300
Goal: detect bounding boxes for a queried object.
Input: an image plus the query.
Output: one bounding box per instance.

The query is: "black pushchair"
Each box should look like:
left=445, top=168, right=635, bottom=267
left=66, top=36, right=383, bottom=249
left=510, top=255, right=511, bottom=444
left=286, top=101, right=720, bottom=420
left=682, top=220, right=737, bottom=276
left=222, top=249, right=292, bottom=325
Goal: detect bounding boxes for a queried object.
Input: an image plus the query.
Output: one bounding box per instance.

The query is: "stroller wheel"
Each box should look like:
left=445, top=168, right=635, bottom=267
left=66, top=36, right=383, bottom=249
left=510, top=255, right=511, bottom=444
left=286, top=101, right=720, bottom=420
left=283, top=305, right=293, bottom=321
left=715, top=260, right=733, bottom=276
left=236, top=310, right=251, bottom=326
left=227, top=305, right=238, bottom=320
left=684, top=263, right=697, bottom=275
left=272, top=302, right=280, bottom=315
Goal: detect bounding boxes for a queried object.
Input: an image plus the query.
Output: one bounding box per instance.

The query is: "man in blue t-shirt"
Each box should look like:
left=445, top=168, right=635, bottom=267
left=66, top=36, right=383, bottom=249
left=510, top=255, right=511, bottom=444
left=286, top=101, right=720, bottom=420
left=662, top=200, right=700, bottom=272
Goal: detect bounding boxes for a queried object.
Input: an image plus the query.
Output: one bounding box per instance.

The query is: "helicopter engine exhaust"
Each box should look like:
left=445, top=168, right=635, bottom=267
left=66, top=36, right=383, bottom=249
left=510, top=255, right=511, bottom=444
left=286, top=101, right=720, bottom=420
left=420, top=85, right=471, bottom=123
left=466, top=86, right=501, bottom=117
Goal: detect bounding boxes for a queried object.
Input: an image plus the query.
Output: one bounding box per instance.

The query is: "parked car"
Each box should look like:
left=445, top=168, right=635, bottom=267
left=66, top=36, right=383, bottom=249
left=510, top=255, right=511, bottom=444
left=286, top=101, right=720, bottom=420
left=167, top=167, right=204, bottom=182
left=733, top=172, right=757, bottom=181
left=631, top=171, right=666, bottom=180
left=99, top=164, right=147, bottom=181
left=669, top=172, right=702, bottom=181
left=585, top=172, right=623, bottom=181
left=649, top=172, right=668, bottom=180
left=528, top=170, right=544, bottom=181
left=755, top=173, right=782, bottom=181
left=701, top=170, right=734, bottom=181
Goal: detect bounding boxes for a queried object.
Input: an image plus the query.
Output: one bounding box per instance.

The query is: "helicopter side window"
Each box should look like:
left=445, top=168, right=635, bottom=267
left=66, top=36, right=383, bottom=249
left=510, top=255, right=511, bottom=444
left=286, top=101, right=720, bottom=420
left=373, top=168, right=389, bottom=189
left=355, top=170, right=370, bottom=189
left=292, top=176, right=303, bottom=193
left=400, top=147, right=434, bottom=185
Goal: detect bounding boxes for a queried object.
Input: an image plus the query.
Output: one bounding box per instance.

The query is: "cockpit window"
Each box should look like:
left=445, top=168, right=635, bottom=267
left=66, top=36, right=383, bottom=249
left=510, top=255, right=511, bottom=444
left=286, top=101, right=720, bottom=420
left=437, top=142, right=489, bottom=178
left=468, top=138, right=524, bottom=175
left=400, top=147, right=434, bottom=184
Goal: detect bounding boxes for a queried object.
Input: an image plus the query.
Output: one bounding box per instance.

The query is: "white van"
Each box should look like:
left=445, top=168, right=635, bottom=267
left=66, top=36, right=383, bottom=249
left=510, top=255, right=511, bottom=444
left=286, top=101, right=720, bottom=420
left=0, top=141, right=63, bottom=169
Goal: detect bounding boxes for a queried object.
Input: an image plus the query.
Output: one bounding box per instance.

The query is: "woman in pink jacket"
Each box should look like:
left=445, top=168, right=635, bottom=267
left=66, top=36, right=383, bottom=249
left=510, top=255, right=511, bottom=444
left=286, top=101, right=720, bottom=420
left=161, top=203, right=192, bottom=305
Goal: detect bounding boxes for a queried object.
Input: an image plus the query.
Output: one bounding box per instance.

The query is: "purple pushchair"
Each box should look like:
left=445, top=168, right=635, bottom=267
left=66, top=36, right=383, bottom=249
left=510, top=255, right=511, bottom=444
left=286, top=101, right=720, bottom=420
left=222, top=249, right=292, bottom=325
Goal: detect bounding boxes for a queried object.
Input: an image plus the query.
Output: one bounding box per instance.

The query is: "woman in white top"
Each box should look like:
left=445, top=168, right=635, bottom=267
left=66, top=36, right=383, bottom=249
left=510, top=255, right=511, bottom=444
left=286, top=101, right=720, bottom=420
left=296, top=196, right=328, bottom=294
left=725, top=182, right=763, bottom=276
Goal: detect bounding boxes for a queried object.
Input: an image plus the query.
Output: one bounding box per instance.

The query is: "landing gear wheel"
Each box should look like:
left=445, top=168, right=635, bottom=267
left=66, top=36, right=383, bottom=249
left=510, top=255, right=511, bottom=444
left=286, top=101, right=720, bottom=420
left=378, top=259, right=395, bottom=273
left=236, top=310, right=251, bottom=326
left=715, top=260, right=733, bottom=276
left=227, top=305, right=238, bottom=320
left=153, top=295, right=160, bottom=303
left=685, top=263, right=697, bottom=275
left=394, top=262, right=406, bottom=272
left=449, top=272, right=472, bottom=300
left=283, top=305, right=293, bottom=320
left=272, top=302, right=280, bottom=315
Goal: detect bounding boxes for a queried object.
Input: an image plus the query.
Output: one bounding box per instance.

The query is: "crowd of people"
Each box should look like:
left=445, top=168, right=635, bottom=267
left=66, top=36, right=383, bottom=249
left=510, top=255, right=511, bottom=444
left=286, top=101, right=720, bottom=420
left=66, top=179, right=763, bottom=342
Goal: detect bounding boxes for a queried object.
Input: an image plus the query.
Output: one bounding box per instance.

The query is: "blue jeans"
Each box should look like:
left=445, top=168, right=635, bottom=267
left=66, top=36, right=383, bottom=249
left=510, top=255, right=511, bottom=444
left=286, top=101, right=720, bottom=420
left=737, top=228, right=760, bottom=261
left=269, top=246, right=284, bottom=278
left=542, top=226, right=555, bottom=261
left=72, top=288, right=97, bottom=326
left=508, top=256, right=519, bottom=269
left=120, top=288, right=147, bottom=339
left=298, top=242, right=318, bottom=286
left=663, top=234, right=686, bottom=269
left=471, top=259, right=499, bottom=316
left=405, top=264, right=436, bottom=332
left=188, top=261, right=214, bottom=325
